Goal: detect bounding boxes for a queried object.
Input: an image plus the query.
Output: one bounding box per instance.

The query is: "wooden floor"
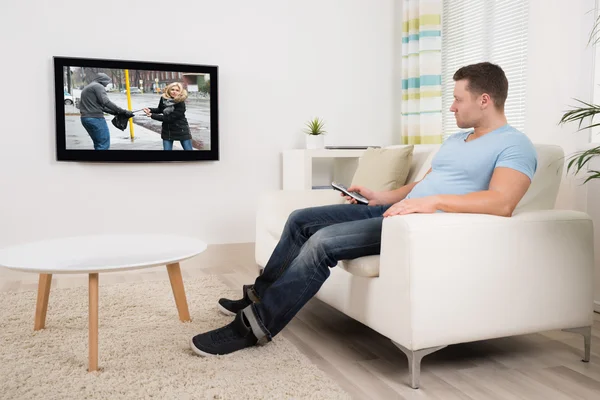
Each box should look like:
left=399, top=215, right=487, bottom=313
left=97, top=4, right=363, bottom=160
left=1, top=242, right=599, bottom=400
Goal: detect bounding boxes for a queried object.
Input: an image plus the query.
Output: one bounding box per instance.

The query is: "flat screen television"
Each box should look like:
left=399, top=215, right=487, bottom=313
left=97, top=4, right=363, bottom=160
left=53, top=56, right=219, bottom=162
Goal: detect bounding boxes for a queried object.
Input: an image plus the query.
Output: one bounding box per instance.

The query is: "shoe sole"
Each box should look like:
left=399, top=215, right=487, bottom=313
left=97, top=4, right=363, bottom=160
left=190, top=337, right=215, bottom=357
left=217, top=303, right=236, bottom=317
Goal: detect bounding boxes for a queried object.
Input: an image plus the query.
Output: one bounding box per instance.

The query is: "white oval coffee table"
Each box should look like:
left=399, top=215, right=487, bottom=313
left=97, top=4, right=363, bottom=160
left=0, top=234, right=207, bottom=372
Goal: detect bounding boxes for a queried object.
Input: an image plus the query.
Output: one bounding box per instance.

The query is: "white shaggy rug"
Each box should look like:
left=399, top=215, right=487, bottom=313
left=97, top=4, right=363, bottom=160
left=0, top=275, right=350, bottom=400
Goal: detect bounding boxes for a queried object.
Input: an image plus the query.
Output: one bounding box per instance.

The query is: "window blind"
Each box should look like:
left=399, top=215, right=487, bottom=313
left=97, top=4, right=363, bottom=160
left=441, top=0, right=528, bottom=139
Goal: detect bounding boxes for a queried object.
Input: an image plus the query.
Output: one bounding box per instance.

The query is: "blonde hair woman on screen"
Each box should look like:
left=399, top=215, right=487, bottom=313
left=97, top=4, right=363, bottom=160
left=143, top=82, right=193, bottom=150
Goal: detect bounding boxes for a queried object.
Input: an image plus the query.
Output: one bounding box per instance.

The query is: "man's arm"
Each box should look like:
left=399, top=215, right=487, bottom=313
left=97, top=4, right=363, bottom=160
left=375, top=168, right=431, bottom=204
left=348, top=168, right=432, bottom=205
left=95, top=86, right=128, bottom=114
left=384, top=167, right=531, bottom=217
left=376, top=181, right=420, bottom=204
left=435, top=167, right=531, bottom=216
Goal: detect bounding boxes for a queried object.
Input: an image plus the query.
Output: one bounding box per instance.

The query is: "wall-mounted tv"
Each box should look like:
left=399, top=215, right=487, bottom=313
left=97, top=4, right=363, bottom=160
left=53, top=56, right=219, bottom=162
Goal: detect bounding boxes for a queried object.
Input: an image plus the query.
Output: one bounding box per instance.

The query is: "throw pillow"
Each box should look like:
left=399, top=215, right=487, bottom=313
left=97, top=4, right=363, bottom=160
left=350, top=145, right=414, bottom=192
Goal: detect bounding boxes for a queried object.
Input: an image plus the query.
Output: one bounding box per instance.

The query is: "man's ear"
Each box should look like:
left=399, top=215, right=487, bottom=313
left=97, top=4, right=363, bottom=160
left=480, top=93, right=492, bottom=109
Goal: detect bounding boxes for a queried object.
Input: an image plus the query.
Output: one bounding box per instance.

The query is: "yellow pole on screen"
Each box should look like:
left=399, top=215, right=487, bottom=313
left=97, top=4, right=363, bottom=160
left=124, top=69, right=135, bottom=140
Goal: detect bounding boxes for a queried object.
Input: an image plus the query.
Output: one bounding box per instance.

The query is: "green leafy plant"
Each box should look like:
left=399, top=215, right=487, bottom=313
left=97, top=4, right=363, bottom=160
left=199, top=80, right=210, bottom=95
left=303, top=117, right=326, bottom=136
left=559, top=11, right=600, bottom=183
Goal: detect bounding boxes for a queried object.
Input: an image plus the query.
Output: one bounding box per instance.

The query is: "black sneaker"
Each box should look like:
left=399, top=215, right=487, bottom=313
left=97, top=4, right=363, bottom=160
left=190, top=312, right=258, bottom=356
left=217, top=284, right=254, bottom=316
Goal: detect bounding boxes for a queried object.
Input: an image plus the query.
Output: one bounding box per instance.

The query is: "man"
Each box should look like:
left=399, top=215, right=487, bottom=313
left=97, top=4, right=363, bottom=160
left=190, top=62, right=538, bottom=356
left=79, top=73, right=134, bottom=150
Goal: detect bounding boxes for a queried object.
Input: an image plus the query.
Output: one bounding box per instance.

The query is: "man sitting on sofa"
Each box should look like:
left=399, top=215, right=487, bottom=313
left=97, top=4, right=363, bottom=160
left=190, top=62, right=538, bottom=356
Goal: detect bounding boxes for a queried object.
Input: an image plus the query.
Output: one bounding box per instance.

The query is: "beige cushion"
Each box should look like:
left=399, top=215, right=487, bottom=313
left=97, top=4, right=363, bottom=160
left=350, top=145, right=414, bottom=191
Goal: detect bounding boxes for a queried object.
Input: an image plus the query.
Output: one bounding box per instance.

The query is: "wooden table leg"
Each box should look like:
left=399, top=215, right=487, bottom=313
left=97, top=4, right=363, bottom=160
left=89, top=273, right=99, bottom=372
left=34, top=273, right=52, bottom=330
left=166, top=262, right=191, bottom=322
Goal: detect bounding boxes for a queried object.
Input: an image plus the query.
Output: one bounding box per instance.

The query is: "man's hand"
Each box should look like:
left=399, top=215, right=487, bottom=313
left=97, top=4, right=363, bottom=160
left=343, top=185, right=380, bottom=205
left=383, top=196, right=439, bottom=217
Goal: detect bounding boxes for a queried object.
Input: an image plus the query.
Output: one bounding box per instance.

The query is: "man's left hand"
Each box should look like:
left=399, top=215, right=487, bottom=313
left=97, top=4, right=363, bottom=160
left=383, top=196, right=439, bottom=217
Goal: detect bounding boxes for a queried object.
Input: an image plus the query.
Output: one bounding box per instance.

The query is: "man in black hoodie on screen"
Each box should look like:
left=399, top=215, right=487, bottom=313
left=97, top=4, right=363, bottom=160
left=79, top=73, right=134, bottom=150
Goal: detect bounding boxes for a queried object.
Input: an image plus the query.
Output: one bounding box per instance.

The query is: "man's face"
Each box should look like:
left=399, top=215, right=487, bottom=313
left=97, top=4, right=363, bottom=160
left=449, top=79, right=482, bottom=128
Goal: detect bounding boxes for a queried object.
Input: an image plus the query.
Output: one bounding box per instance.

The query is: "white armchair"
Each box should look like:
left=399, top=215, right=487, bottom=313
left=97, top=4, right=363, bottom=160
left=255, top=144, right=595, bottom=389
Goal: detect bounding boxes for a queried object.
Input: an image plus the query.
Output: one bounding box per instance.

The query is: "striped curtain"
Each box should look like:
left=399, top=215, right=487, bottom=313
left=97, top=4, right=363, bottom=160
left=401, top=0, right=443, bottom=144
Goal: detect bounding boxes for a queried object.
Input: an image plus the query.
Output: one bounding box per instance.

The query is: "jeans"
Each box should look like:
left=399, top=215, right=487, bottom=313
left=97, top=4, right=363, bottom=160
left=81, top=117, right=110, bottom=150
left=248, top=203, right=392, bottom=339
left=163, top=139, right=193, bottom=150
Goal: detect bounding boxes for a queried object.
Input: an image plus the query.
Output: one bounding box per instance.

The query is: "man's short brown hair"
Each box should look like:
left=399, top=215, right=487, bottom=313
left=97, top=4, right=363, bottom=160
left=453, top=62, right=508, bottom=110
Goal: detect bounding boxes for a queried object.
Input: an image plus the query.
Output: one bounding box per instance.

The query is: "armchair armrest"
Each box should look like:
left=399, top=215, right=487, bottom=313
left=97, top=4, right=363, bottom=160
left=379, top=210, right=595, bottom=349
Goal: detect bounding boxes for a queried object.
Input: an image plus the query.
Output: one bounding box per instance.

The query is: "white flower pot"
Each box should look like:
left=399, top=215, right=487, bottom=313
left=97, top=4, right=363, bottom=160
left=305, top=134, right=325, bottom=149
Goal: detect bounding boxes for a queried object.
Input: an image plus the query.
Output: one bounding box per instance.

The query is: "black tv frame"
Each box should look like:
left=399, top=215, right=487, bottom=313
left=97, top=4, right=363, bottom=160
left=53, top=56, right=219, bottom=162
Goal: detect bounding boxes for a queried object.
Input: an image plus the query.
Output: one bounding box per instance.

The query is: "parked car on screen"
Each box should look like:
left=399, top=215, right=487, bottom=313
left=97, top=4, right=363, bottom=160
left=121, top=87, right=143, bottom=94
left=64, top=91, right=74, bottom=105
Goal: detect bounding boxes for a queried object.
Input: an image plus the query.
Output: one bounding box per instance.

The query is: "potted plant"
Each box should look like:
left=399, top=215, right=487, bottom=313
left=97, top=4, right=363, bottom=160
left=559, top=12, right=600, bottom=181
left=304, top=117, right=326, bottom=149
left=559, top=101, right=600, bottom=182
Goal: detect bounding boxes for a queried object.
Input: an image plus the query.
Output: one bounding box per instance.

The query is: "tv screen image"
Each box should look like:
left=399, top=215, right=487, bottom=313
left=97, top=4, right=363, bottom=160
left=53, top=57, right=219, bottom=162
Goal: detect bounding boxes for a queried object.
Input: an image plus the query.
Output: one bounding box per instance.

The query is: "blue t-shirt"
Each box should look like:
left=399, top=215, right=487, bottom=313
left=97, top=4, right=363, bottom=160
left=406, top=124, right=537, bottom=200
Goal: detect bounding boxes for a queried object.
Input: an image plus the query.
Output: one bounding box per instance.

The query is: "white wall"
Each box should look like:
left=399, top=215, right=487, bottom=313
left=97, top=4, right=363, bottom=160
left=525, top=0, right=596, bottom=211
left=0, top=0, right=396, bottom=246
left=585, top=164, right=600, bottom=311
left=524, top=0, right=599, bottom=310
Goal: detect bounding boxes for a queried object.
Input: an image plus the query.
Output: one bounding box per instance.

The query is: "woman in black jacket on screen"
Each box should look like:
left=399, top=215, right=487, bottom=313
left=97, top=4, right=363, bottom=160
left=143, top=82, right=193, bottom=150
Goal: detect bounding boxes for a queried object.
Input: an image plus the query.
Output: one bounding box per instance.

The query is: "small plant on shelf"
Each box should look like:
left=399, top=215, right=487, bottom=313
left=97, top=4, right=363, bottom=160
left=304, top=117, right=326, bottom=136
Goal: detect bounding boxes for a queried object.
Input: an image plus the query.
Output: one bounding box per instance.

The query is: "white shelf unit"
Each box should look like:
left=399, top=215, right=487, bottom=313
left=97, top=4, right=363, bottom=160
left=282, top=149, right=366, bottom=190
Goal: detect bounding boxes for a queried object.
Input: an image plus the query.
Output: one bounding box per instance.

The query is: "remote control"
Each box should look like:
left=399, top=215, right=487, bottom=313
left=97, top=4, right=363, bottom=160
left=331, top=182, right=369, bottom=205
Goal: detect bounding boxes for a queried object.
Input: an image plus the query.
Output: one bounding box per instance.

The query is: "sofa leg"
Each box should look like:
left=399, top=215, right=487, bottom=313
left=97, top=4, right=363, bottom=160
left=392, top=341, right=447, bottom=389
left=562, top=326, right=592, bottom=362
